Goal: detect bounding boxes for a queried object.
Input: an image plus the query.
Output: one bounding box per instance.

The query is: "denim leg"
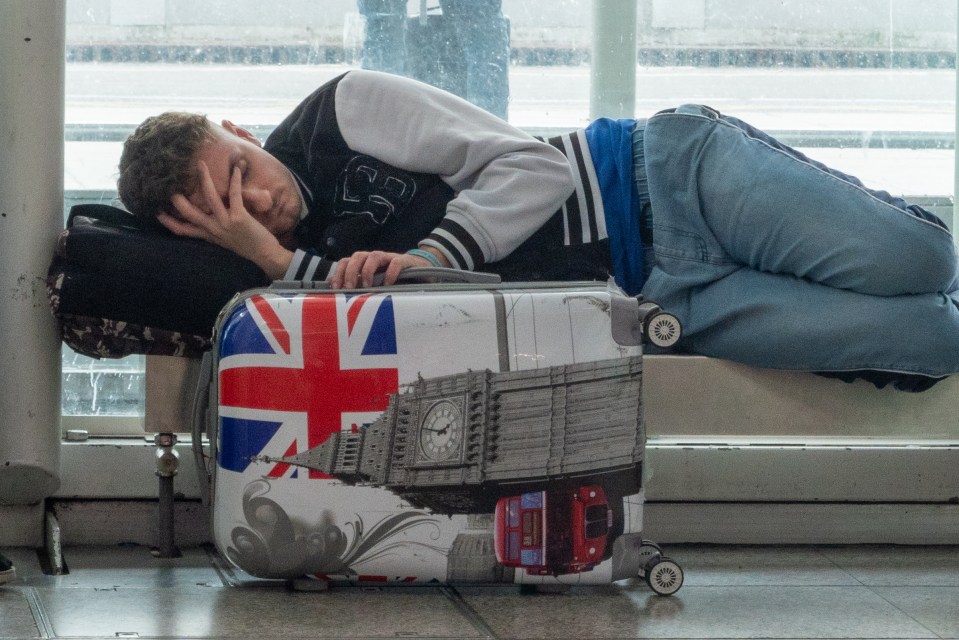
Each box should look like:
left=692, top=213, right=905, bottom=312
left=441, top=0, right=510, bottom=119
left=639, top=104, right=959, bottom=374
left=643, top=104, right=957, bottom=297
left=718, top=113, right=950, bottom=232
left=648, top=266, right=959, bottom=375
left=358, top=0, right=407, bottom=75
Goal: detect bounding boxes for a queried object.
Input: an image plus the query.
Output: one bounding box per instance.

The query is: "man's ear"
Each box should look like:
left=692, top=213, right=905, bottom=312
left=221, top=119, right=262, bottom=148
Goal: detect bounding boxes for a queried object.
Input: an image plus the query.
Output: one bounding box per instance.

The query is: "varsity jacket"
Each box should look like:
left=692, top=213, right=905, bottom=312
left=265, top=70, right=615, bottom=284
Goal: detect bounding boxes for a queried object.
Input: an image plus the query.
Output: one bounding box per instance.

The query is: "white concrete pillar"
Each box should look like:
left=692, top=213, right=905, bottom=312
left=0, top=1, right=65, bottom=504
left=590, top=0, right=638, bottom=119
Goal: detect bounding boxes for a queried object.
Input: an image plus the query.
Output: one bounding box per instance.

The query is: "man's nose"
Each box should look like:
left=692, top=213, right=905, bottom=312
left=242, top=186, right=273, bottom=215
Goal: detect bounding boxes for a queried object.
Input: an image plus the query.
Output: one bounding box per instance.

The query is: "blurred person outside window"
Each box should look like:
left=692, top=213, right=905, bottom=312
left=357, top=0, right=510, bottom=118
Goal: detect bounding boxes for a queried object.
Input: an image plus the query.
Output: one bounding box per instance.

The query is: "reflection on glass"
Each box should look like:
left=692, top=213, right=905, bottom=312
left=61, top=349, right=144, bottom=416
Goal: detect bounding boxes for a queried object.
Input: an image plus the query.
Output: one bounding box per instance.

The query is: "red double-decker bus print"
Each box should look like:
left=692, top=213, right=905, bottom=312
left=493, top=485, right=613, bottom=576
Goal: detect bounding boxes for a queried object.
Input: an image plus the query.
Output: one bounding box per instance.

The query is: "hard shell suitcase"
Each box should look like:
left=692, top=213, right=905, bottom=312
left=197, top=272, right=684, bottom=594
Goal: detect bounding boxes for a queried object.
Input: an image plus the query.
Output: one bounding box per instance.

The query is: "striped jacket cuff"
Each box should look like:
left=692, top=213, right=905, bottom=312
left=422, top=218, right=486, bottom=271
left=284, top=249, right=335, bottom=282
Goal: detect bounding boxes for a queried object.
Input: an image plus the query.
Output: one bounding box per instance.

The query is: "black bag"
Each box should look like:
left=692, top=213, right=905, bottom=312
left=47, top=204, right=269, bottom=359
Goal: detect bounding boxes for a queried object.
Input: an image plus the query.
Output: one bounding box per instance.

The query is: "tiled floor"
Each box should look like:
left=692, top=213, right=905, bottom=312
left=1, top=544, right=957, bottom=639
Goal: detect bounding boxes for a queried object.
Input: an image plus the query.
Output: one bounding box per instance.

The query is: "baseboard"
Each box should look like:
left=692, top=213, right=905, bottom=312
left=48, top=499, right=210, bottom=547
left=645, top=502, right=959, bottom=545
left=27, top=499, right=958, bottom=549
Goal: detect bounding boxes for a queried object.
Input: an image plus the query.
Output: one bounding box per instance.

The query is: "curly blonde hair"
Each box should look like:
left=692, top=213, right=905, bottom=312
left=117, top=112, right=214, bottom=219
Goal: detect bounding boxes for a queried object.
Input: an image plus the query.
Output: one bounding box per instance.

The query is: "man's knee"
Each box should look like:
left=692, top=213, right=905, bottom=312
left=673, top=104, right=719, bottom=119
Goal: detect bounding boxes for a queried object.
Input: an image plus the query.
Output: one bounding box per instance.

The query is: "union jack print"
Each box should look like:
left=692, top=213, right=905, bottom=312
left=218, top=292, right=399, bottom=479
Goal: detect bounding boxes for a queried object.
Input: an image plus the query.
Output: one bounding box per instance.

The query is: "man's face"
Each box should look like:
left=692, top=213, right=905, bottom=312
left=187, top=121, right=303, bottom=245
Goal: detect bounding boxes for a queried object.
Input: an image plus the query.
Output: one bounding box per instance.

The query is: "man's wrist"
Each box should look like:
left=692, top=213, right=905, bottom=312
left=406, top=248, right=442, bottom=268
left=412, top=244, right=451, bottom=268
left=256, top=244, right=294, bottom=280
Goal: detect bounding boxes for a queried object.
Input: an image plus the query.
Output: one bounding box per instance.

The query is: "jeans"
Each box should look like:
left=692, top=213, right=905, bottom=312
left=635, top=104, right=959, bottom=376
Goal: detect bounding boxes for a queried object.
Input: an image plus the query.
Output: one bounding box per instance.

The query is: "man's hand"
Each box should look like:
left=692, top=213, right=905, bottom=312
left=157, top=162, right=292, bottom=279
left=330, top=250, right=438, bottom=289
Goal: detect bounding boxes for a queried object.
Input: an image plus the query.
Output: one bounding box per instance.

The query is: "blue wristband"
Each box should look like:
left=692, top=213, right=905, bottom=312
left=406, top=248, right=443, bottom=268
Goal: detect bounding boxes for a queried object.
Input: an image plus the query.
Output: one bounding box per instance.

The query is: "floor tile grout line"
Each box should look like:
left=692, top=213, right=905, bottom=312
left=813, top=544, right=959, bottom=589
left=810, top=545, right=871, bottom=588
left=20, top=586, right=55, bottom=639
left=202, top=543, right=239, bottom=587
left=862, top=583, right=948, bottom=640
left=441, top=585, right=500, bottom=640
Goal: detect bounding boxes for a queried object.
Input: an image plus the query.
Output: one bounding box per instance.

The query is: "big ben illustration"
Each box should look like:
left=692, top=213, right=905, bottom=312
left=418, top=399, right=465, bottom=463
left=272, top=356, right=645, bottom=517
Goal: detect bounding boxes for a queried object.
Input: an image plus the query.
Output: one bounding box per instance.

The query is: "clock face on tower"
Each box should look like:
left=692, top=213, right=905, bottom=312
left=417, top=399, right=465, bottom=463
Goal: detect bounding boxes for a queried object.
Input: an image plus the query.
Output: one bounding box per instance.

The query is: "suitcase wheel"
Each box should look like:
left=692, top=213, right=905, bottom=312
left=644, top=556, right=684, bottom=596
left=644, top=311, right=682, bottom=349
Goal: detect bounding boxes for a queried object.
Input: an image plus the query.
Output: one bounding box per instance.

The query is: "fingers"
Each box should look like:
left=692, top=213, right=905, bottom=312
left=169, top=193, right=207, bottom=226
left=179, top=160, right=232, bottom=227
left=168, top=165, right=248, bottom=239
left=330, top=251, right=425, bottom=289
left=228, top=165, right=243, bottom=213
left=331, top=251, right=383, bottom=289
left=198, top=161, right=226, bottom=218
left=383, top=253, right=427, bottom=285
left=156, top=211, right=211, bottom=242
left=168, top=193, right=227, bottom=242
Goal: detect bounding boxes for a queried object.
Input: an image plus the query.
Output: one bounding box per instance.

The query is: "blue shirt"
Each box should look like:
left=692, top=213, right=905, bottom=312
left=585, top=118, right=643, bottom=295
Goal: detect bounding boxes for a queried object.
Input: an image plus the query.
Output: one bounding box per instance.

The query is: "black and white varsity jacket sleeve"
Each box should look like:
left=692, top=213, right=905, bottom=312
left=330, top=70, right=575, bottom=271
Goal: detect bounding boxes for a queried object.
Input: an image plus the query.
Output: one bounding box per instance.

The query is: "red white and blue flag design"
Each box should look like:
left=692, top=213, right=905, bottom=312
left=217, top=292, right=399, bottom=479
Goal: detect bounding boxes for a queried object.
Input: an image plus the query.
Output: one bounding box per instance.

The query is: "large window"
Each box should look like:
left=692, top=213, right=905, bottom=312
left=62, top=0, right=956, bottom=434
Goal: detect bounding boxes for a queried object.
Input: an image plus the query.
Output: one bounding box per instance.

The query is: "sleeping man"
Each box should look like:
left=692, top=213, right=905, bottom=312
left=116, top=70, right=959, bottom=390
